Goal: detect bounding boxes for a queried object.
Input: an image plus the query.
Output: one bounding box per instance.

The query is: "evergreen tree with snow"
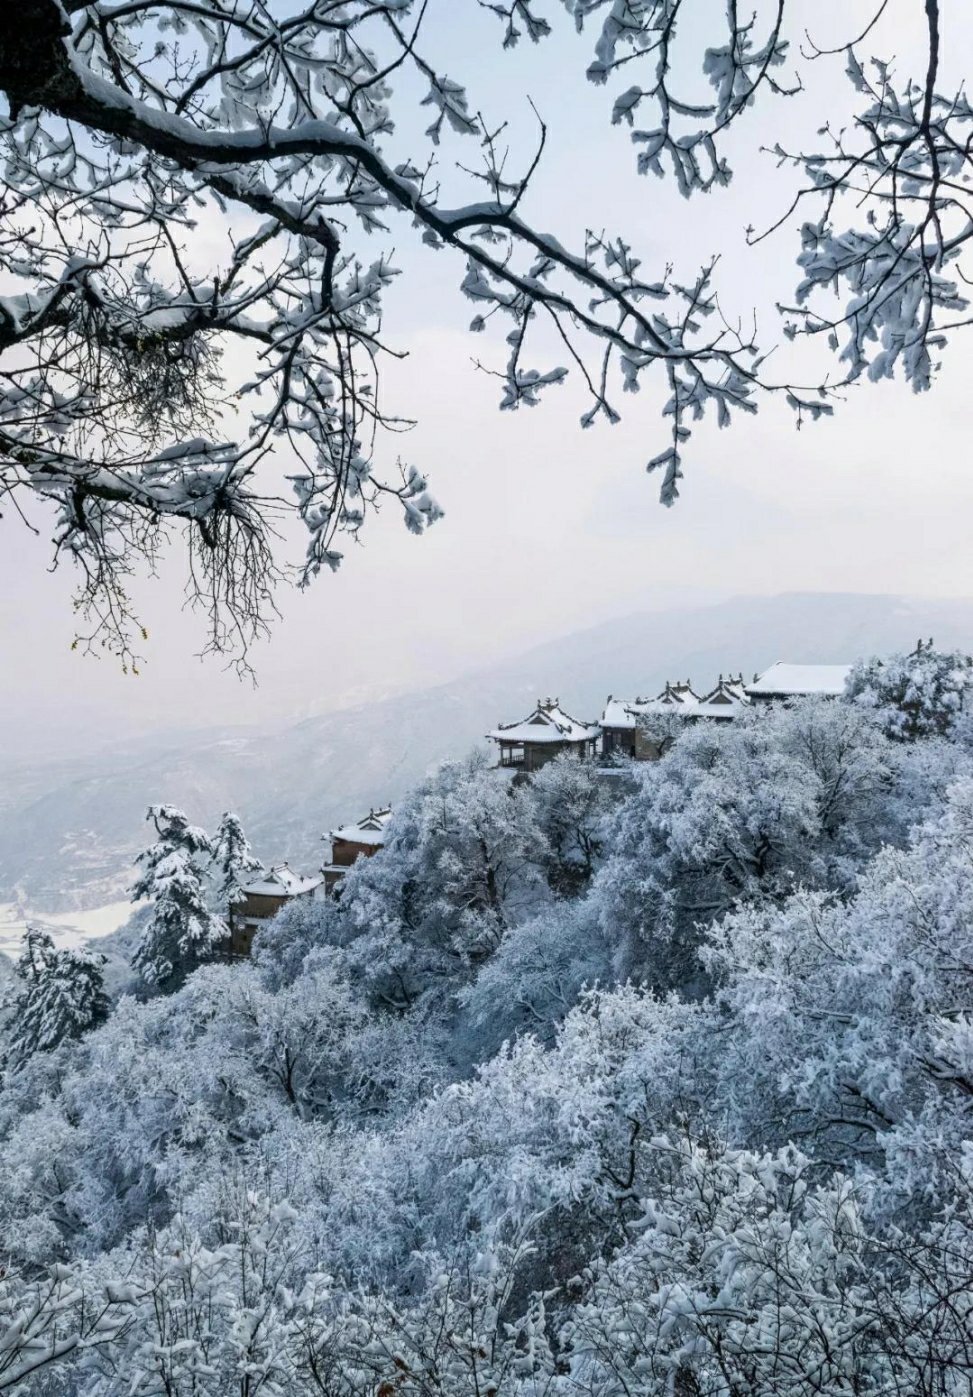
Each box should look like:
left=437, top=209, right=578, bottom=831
left=846, top=640, right=973, bottom=740
left=211, top=811, right=262, bottom=911
left=132, top=805, right=228, bottom=991
left=4, top=928, right=110, bottom=1070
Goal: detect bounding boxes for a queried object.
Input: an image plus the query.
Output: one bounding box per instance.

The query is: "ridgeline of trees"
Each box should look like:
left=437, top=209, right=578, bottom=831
left=0, top=645, right=972, bottom=1392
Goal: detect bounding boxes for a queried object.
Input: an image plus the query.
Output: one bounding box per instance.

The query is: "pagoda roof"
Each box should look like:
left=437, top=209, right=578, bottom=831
left=329, top=806, right=393, bottom=847
left=488, top=699, right=600, bottom=745
left=746, top=663, right=852, bottom=698
left=600, top=694, right=670, bottom=729
left=654, top=680, right=701, bottom=706
left=696, top=674, right=751, bottom=713
left=238, top=863, right=322, bottom=897
left=603, top=674, right=752, bottom=729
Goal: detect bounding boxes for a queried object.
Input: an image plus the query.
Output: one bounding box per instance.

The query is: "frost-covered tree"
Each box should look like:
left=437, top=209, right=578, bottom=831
left=74, top=1191, right=306, bottom=1396
left=3, top=927, right=110, bottom=1071
left=704, top=774, right=973, bottom=1195
left=251, top=893, right=343, bottom=992
left=527, top=754, right=614, bottom=894
left=7, top=697, right=973, bottom=1393
left=131, top=804, right=227, bottom=990
left=562, top=1137, right=874, bottom=1397
left=596, top=699, right=903, bottom=993
left=559, top=1129, right=973, bottom=1397
left=460, top=898, right=610, bottom=1056
left=338, top=755, right=547, bottom=1011
left=211, top=810, right=261, bottom=910
left=0, top=1262, right=136, bottom=1393
left=237, top=971, right=367, bottom=1116
left=846, top=639, right=973, bottom=741
left=0, top=2, right=967, bottom=664
left=0, top=968, right=289, bottom=1263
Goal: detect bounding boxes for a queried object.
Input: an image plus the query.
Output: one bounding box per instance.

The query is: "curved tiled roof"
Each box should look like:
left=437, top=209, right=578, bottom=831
left=239, top=863, right=321, bottom=897
left=487, top=700, right=600, bottom=744
left=747, top=663, right=852, bottom=697
left=329, top=806, right=393, bottom=847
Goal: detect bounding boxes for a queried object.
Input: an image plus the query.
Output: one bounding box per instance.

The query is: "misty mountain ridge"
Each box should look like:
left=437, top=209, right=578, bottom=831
left=3, top=590, right=972, bottom=911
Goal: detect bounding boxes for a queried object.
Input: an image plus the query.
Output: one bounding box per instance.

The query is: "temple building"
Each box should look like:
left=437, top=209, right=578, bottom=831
left=322, top=807, right=393, bottom=892
left=487, top=698, right=601, bottom=772
left=599, top=696, right=645, bottom=761
left=601, top=683, right=700, bottom=762
left=600, top=694, right=678, bottom=761
left=229, top=863, right=322, bottom=957
left=746, top=663, right=852, bottom=704
left=694, top=673, right=750, bottom=719
left=656, top=679, right=701, bottom=708
left=600, top=675, right=749, bottom=760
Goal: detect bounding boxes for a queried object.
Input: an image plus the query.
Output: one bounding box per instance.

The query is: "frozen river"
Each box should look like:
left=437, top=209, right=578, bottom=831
left=0, top=901, right=134, bottom=959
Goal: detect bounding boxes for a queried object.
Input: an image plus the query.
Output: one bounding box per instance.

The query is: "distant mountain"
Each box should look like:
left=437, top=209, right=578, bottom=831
left=3, top=591, right=972, bottom=910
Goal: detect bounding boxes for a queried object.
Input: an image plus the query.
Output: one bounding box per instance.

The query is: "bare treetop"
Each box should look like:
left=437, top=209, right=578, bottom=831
left=0, top=1, right=962, bottom=666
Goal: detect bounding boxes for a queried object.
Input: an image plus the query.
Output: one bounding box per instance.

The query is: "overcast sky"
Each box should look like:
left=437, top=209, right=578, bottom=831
left=3, top=0, right=972, bottom=748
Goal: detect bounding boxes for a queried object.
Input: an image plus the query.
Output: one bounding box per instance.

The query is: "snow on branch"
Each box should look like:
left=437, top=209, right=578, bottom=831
left=0, top=0, right=963, bottom=664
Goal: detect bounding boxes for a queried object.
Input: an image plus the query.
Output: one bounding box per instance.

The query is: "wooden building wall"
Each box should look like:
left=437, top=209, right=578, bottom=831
left=229, top=890, right=293, bottom=957
left=330, top=836, right=382, bottom=868
left=602, top=727, right=636, bottom=760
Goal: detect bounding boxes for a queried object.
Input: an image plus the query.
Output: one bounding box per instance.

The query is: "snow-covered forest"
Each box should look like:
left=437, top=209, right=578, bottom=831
left=2, top=645, right=973, bottom=1394
left=4, top=0, right=973, bottom=1391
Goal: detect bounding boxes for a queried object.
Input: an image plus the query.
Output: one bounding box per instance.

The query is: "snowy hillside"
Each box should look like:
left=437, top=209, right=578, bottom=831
left=3, top=591, right=972, bottom=911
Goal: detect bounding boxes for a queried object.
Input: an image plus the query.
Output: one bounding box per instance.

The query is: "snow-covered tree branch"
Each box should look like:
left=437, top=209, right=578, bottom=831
left=0, top=1, right=964, bottom=663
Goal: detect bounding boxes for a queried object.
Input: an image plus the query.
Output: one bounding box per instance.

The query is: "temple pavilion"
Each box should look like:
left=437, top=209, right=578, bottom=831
left=321, top=807, right=393, bottom=892
left=487, top=698, right=600, bottom=772
left=745, top=663, right=852, bottom=703
left=229, top=863, right=322, bottom=957
left=600, top=674, right=750, bottom=760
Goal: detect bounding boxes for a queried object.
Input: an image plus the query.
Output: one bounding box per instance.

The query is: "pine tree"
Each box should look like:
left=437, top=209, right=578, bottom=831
left=132, top=805, right=228, bottom=990
left=212, top=811, right=262, bottom=910
left=5, top=928, right=110, bottom=1070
